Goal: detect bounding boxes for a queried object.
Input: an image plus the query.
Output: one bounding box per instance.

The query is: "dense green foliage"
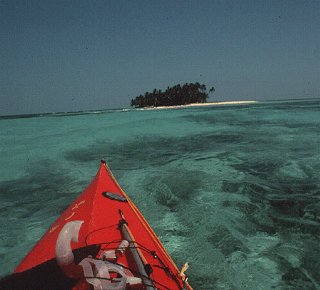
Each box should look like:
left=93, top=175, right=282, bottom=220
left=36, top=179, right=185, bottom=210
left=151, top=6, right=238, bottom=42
left=130, top=82, right=214, bottom=108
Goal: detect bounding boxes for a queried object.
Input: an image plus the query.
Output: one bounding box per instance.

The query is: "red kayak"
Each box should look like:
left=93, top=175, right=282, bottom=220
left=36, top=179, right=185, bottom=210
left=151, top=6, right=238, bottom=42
left=1, top=161, right=191, bottom=290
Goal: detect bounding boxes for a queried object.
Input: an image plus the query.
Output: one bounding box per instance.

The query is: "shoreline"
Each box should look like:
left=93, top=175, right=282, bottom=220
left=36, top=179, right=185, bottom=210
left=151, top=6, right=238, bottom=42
left=142, top=100, right=258, bottom=110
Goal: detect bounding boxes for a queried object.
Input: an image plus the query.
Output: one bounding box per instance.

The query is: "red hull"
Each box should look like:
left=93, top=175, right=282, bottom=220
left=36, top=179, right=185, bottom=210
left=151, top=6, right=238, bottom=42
left=14, top=161, right=191, bottom=289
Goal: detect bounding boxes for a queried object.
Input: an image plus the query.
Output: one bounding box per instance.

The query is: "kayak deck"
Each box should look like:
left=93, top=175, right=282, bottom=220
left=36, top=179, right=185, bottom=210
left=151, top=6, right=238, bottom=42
left=10, top=161, right=191, bottom=289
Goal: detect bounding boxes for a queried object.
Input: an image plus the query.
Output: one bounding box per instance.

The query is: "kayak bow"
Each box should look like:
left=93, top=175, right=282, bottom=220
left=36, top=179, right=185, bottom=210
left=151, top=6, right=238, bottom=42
left=9, top=161, right=192, bottom=290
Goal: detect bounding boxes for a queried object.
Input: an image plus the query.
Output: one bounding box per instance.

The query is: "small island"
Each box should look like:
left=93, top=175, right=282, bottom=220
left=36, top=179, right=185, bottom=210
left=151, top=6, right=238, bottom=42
left=130, top=82, right=215, bottom=108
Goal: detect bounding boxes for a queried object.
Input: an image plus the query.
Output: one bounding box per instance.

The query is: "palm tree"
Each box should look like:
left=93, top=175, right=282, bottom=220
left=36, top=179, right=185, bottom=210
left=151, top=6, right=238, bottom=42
left=130, top=83, right=212, bottom=108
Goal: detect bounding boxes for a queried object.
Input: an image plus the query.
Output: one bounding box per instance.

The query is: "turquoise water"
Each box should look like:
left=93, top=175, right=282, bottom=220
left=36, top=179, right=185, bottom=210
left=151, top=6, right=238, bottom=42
left=0, top=100, right=319, bottom=289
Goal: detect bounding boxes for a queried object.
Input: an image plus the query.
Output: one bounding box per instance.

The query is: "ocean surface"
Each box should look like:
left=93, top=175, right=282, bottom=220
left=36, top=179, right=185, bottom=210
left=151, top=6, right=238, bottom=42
left=0, top=99, right=319, bottom=289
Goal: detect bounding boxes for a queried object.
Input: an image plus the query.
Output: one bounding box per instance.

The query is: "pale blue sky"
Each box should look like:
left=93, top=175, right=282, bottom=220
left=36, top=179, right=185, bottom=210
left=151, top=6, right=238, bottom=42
left=1, top=0, right=319, bottom=115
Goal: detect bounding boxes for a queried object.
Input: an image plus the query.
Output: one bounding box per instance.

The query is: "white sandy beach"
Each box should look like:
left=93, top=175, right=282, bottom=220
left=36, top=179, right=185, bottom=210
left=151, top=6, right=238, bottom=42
left=143, top=100, right=257, bottom=110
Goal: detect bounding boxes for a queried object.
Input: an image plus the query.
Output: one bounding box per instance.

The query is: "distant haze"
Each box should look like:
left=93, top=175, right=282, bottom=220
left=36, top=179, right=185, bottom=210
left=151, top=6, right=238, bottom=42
left=1, top=0, right=319, bottom=116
